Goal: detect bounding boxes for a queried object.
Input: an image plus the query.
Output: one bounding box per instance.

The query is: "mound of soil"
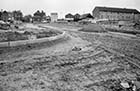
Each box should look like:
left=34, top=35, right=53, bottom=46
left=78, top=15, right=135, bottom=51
left=79, top=24, right=107, bottom=33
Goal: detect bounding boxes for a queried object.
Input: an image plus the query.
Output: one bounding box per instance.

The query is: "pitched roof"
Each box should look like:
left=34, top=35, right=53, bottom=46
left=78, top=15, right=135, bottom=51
left=95, top=6, right=140, bottom=14
left=65, top=13, right=74, bottom=18
left=80, top=13, right=94, bottom=19
left=51, top=13, right=58, bottom=15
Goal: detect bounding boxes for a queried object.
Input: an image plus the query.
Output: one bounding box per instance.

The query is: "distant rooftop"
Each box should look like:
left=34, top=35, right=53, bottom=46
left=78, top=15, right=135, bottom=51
left=51, top=13, right=58, bottom=15
left=94, top=6, right=140, bottom=14
left=80, top=13, right=93, bottom=19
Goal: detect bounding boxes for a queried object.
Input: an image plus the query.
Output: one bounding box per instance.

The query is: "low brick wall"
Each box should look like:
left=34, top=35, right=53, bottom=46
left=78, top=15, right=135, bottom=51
left=0, top=31, right=66, bottom=47
left=0, top=42, right=9, bottom=47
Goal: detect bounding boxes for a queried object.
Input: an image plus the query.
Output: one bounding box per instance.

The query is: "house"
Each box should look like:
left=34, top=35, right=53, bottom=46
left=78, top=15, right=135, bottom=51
left=79, top=13, right=94, bottom=24
left=74, top=13, right=81, bottom=21
left=80, top=13, right=94, bottom=19
left=0, top=10, right=23, bottom=22
left=50, top=13, right=58, bottom=22
left=0, top=11, right=13, bottom=22
left=1, top=11, right=9, bottom=22
left=33, top=10, right=41, bottom=22
left=8, top=12, right=14, bottom=21
left=1, top=11, right=14, bottom=22
left=12, top=10, right=23, bottom=21
left=33, top=10, right=46, bottom=22
left=92, top=6, right=140, bottom=21
left=65, top=13, right=74, bottom=22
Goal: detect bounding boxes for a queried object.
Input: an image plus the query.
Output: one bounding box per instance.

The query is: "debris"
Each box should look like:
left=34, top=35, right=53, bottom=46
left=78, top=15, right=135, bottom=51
left=132, top=81, right=140, bottom=90
left=15, top=25, right=19, bottom=29
left=120, top=82, right=130, bottom=88
left=0, top=21, right=10, bottom=30
left=72, top=46, right=82, bottom=51
left=132, top=85, right=136, bottom=91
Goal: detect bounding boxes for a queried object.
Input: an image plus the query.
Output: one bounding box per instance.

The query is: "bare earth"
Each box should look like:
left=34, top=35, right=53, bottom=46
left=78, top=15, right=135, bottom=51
left=0, top=23, right=140, bottom=91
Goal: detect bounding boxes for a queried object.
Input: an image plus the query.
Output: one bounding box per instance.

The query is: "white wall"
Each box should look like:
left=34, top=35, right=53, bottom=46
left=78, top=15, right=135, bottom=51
left=51, top=14, right=58, bottom=22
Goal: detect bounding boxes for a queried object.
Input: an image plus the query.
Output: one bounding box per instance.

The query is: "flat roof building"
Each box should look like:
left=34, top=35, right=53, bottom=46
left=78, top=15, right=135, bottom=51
left=51, top=13, right=58, bottom=22
left=92, top=6, right=140, bottom=21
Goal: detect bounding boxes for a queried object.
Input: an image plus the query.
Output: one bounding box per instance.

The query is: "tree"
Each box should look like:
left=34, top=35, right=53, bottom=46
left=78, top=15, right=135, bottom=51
left=22, top=15, right=32, bottom=22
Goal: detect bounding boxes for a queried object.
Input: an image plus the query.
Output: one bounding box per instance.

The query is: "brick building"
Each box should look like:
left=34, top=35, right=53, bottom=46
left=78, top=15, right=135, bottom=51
left=92, top=6, right=140, bottom=21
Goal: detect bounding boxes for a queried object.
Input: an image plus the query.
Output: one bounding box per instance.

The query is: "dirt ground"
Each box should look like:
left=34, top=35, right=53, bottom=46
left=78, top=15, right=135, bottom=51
left=0, top=23, right=140, bottom=91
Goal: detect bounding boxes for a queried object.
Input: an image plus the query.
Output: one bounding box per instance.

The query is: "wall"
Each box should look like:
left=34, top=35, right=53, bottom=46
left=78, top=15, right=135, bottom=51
left=95, top=11, right=138, bottom=21
left=92, top=8, right=100, bottom=19
left=51, top=14, right=58, bottom=22
left=0, top=31, right=66, bottom=47
left=134, top=14, right=140, bottom=21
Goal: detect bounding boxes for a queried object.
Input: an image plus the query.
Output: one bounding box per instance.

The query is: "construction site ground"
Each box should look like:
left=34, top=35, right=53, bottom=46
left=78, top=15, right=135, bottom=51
left=0, top=23, right=140, bottom=91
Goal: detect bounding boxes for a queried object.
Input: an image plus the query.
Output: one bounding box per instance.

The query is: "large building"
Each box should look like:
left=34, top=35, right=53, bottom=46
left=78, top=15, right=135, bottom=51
left=92, top=6, right=140, bottom=21
left=50, top=13, right=58, bottom=22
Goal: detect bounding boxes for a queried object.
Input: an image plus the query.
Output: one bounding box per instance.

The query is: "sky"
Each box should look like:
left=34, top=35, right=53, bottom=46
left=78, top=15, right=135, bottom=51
left=0, top=0, right=140, bottom=18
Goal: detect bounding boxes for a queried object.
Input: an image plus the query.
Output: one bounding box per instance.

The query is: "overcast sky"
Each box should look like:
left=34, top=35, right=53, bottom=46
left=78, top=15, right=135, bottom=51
left=0, top=0, right=140, bottom=18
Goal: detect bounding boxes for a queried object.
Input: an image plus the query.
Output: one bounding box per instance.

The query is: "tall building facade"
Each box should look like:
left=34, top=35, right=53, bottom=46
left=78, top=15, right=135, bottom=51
left=51, top=13, right=58, bottom=22
left=92, top=6, right=140, bottom=21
